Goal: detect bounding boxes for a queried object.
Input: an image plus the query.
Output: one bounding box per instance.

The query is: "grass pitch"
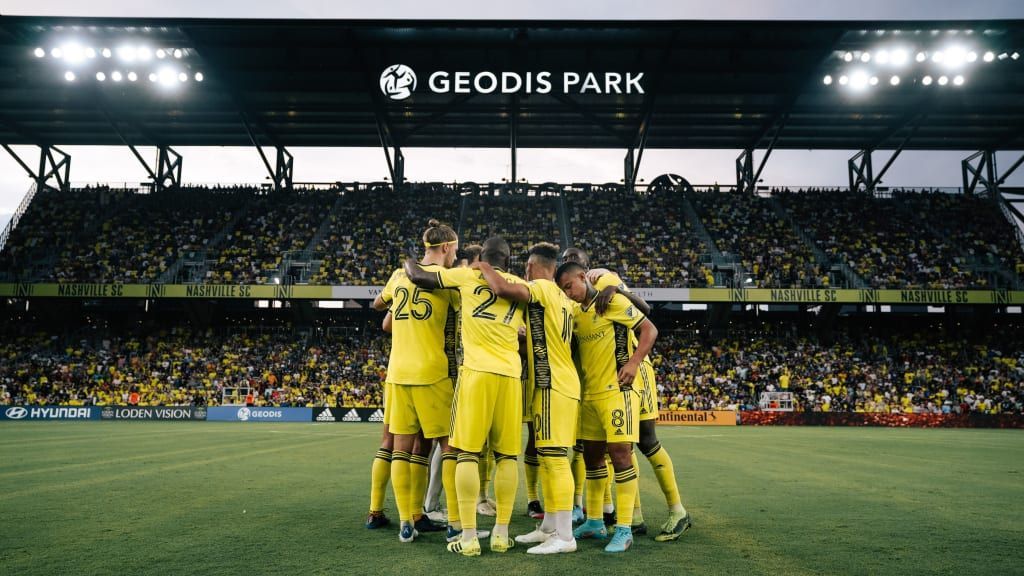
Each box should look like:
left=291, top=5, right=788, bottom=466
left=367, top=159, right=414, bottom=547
left=0, top=423, right=1021, bottom=576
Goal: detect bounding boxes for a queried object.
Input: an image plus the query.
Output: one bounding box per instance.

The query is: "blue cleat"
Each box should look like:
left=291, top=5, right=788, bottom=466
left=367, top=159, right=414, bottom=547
left=365, top=511, right=390, bottom=529
left=604, top=526, right=633, bottom=553
left=399, top=522, right=419, bottom=543
left=571, top=505, right=585, bottom=525
left=572, top=519, right=608, bottom=540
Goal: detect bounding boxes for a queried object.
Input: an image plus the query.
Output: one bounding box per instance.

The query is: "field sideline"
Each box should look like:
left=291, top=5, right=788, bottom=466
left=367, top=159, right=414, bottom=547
left=0, top=423, right=1021, bottom=575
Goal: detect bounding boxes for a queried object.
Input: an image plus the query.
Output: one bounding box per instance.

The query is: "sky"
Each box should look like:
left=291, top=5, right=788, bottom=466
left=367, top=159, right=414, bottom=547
left=1, top=0, right=1023, bottom=215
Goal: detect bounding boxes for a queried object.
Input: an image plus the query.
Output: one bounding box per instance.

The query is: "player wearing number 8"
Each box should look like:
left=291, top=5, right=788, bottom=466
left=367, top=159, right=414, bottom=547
left=373, top=219, right=461, bottom=544
left=406, top=236, right=527, bottom=556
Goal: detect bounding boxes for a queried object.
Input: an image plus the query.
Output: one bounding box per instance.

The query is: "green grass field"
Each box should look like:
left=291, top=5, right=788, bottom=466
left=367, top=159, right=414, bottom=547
left=0, top=423, right=1021, bottom=576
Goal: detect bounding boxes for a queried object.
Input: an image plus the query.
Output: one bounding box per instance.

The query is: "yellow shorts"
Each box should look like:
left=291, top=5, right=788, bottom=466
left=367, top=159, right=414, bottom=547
left=387, top=378, right=455, bottom=439
left=637, top=362, right=659, bottom=421
left=578, top=389, right=640, bottom=444
left=532, top=387, right=579, bottom=449
left=383, top=382, right=393, bottom=427
left=449, top=367, right=522, bottom=456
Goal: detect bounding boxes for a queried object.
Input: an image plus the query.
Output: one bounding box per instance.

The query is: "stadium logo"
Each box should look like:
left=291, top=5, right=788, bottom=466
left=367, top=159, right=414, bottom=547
left=368, top=409, right=385, bottom=423
left=380, top=64, right=417, bottom=100
left=342, top=409, right=362, bottom=422
left=237, top=407, right=251, bottom=421
left=5, top=407, right=27, bottom=419
left=316, top=409, right=337, bottom=422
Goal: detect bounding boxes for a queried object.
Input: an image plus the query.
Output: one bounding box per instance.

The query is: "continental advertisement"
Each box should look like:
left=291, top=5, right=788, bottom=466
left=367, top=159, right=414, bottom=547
left=657, top=410, right=737, bottom=426
left=1, top=283, right=1022, bottom=305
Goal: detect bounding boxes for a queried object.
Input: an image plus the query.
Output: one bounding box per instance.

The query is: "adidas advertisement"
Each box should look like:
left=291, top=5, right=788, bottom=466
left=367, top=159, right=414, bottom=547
left=310, top=408, right=385, bottom=423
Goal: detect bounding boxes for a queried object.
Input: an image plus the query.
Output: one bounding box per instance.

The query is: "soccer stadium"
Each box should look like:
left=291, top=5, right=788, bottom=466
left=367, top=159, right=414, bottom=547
left=1, top=3, right=1023, bottom=575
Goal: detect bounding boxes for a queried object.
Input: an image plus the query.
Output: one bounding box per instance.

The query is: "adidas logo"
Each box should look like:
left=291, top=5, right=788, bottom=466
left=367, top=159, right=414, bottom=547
left=342, top=409, right=362, bottom=422
left=368, top=409, right=385, bottom=423
left=316, top=409, right=336, bottom=422
left=614, top=428, right=624, bottom=436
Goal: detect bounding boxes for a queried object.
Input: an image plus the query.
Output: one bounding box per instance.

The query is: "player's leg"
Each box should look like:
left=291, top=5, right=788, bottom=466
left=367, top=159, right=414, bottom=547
left=571, top=441, right=585, bottom=523
left=488, top=372, right=523, bottom=553
left=423, top=441, right=445, bottom=521
left=390, top=431, right=418, bottom=542
left=447, top=368, right=497, bottom=556
left=411, top=378, right=454, bottom=534
left=603, top=390, right=641, bottom=553
left=523, top=387, right=579, bottom=555
left=366, top=422, right=394, bottom=529
left=477, top=445, right=496, bottom=516
left=410, top=433, right=443, bottom=533
left=524, top=422, right=544, bottom=519
left=573, top=398, right=610, bottom=540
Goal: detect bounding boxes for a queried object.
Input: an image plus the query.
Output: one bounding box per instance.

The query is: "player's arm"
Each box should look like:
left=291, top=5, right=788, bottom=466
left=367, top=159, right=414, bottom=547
left=404, top=259, right=442, bottom=289
left=474, top=261, right=530, bottom=303
left=372, top=269, right=399, bottom=311
left=382, top=312, right=393, bottom=333
left=619, top=318, right=657, bottom=388
left=371, top=295, right=388, bottom=311
left=595, top=285, right=651, bottom=316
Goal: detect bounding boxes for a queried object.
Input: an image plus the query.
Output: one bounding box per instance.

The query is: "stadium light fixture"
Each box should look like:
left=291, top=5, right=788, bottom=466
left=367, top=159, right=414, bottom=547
left=128, top=71, right=138, bottom=82
left=869, top=75, right=879, bottom=86
left=931, top=50, right=944, bottom=63
left=922, top=75, right=933, bottom=85
left=173, top=49, right=183, bottom=59
left=194, top=72, right=204, bottom=82
left=850, top=70, right=869, bottom=90
left=101, top=48, right=112, bottom=58
left=916, top=51, right=927, bottom=62
left=111, top=70, right=123, bottom=82
left=998, top=52, right=1008, bottom=60
left=943, top=46, right=967, bottom=67
left=117, top=45, right=137, bottom=62
left=33, top=47, right=45, bottom=57
left=178, top=72, right=188, bottom=82
left=148, top=72, right=157, bottom=82
left=876, top=49, right=890, bottom=64
left=860, top=52, right=871, bottom=62
left=50, top=47, right=62, bottom=58
left=156, top=48, right=166, bottom=59
left=983, top=51, right=995, bottom=62
left=953, top=75, right=964, bottom=85
left=823, top=74, right=832, bottom=85
left=891, top=49, right=909, bottom=66
left=63, top=70, right=75, bottom=82
left=890, top=75, right=900, bottom=85
left=95, top=71, right=106, bottom=81
left=1013, top=52, right=1021, bottom=60
left=838, top=75, right=849, bottom=85
left=938, top=75, right=949, bottom=85
left=158, top=66, right=177, bottom=86
left=966, top=51, right=977, bottom=63
left=62, top=42, right=85, bottom=63
left=843, top=51, right=854, bottom=62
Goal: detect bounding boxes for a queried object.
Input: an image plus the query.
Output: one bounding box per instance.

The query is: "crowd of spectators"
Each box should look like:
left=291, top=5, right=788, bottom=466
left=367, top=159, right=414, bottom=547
left=568, top=186, right=713, bottom=288
left=310, top=184, right=461, bottom=285
left=689, top=189, right=825, bottom=288
left=652, top=322, right=1024, bottom=415
left=460, top=190, right=562, bottom=276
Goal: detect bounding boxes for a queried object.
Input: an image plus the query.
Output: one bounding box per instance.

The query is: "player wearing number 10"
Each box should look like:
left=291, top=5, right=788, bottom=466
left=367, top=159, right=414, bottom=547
left=406, top=236, right=527, bottom=557
left=372, top=219, right=461, bottom=544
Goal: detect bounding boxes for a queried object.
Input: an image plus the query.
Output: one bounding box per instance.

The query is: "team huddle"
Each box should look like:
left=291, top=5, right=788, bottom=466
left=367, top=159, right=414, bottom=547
left=364, top=219, right=691, bottom=555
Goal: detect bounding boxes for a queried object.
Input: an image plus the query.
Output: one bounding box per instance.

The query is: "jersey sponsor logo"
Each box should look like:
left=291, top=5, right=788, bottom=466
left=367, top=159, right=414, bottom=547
left=368, top=409, right=386, bottom=423
left=342, top=409, right=362, bottom=422
left=316, top=409, right=336, bottom=422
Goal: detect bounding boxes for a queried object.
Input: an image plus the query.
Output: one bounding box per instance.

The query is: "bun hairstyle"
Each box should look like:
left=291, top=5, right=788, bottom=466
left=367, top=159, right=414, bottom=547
left=423, top=219, right=458, bottom=248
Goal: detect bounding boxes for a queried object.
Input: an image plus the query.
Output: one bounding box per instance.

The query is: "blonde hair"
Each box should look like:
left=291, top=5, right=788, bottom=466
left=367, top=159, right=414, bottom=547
left=423, top=219, right=457, bottom=248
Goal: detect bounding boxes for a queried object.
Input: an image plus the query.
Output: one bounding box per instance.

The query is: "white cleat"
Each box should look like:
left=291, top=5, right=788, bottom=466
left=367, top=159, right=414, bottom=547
left=515, top=528, right=554, bottom=544
left=426, top=509, right=447, bottom=523
left=527, top=536, right=578, bottom=555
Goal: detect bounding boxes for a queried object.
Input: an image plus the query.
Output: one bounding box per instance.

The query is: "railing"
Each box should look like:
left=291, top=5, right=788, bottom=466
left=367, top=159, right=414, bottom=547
left=0, top=182, right=38, bottom=254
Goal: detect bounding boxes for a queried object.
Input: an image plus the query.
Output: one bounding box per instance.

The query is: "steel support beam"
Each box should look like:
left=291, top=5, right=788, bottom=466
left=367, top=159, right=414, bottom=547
left=155, top=146, right=183, bottom=192
left=848, top=150, right=874, bottom=194
left=962, top=150, right=997, bottom=197
left=996, top=152, right=1024, bottom=187
left=2, top=145, right=72, bottom=193
left=736, top=149, right=755, bottom=194
left=510, top=95, right=519, bottom=192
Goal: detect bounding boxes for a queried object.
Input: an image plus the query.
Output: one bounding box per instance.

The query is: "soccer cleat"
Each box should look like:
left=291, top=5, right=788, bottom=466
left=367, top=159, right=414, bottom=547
left=604, top=526, right=634, bottom=553
left=365, top=511, right=390, bottom=529
left=654, top=511, right=692, bottom=542
left=631, top=522, right=648, bottom=535
left=572, top=519, right=608, bottom=540
left=447, top=537, right=481, bottom=557
left=447, top=527, right=490, bottom=543
left=515, top=528, right=554, bottom=544
left=571, top=505, right=585, bottom=525
left=477, top=498, right=497, bottom=517
left=398, top=522, right=419, bottom=543
left=414, top=515, right=445, bottom=533
left=527, top=536, right=578, bottom=555
left=489, top=532, right=516, bottom=553
left=527, top=500, right=545, bottom=519
left=603, top=510, right=617, bottom=527
left=425, top=509, right=447, bottom=524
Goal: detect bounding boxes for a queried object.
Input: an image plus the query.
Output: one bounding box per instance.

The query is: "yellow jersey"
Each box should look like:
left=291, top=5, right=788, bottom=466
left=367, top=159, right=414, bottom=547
left=381, top=264, right=459, bottom=385
left=594, top=271, right=629, bottom=292
left=436, top=266, right=526, bottom=378
left=572, top=292, right=646, bottom=399
left=525, top=278, right=581, bottom=400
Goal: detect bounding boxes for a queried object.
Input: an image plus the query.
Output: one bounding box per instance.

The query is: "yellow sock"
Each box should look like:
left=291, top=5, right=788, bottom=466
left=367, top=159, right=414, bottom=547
left=442, top=452, right=460, bottom=527
left=614, top=464, right=639, bottom=528
left=571, top=446, right=585, bottom=507
left=409, top=453, right=430, bottom=520
left=584, top=466, right=608, bottom=521
left=538, top=447, right=572, bottom=512
left=631, top=451, right=644, bottom=523
left=479, top=449, right=494, bottom=500
left=603, top=457, right=614, bottom=507
left=524, top=453, right=541, bottom=502
left=369, top=448, right=392, bottom=513
left=493, top=455, right=518, bottom=525
left=644, top=442, right=682, bottom=508
left=455, top=453, right=480, bottom=530
left=391, top=450, right=412, bottom=523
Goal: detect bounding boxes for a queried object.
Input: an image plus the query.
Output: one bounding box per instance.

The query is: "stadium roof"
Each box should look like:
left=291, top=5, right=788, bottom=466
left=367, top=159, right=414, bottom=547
left=0, top=17, right=1023, bottom=151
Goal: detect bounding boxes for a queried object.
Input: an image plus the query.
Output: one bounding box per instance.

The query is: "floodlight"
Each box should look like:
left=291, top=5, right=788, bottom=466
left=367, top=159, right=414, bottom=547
left=64, top=70, right=75, bottom=81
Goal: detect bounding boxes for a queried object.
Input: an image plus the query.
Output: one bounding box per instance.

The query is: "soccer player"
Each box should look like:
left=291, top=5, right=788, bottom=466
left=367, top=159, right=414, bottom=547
left=475, top=242, right=581, bottom=554
left=563, top=248, right=692, bottom=541
left=372, top=219, right=461, bottom=543
left=405, top=236, right=525, bottom=556
left=555, top=261, right=656, bottom=553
